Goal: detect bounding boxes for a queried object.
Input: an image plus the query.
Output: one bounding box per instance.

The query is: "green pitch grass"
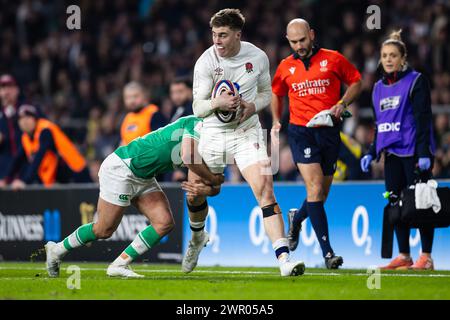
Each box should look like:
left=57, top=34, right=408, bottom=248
left=1, top=262, right=450, bottom=300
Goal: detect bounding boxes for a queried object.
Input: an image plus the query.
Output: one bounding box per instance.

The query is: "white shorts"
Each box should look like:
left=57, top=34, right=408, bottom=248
left=98, top=153, right=162, bottom=207
left=198, top=121, right=269, bottom=174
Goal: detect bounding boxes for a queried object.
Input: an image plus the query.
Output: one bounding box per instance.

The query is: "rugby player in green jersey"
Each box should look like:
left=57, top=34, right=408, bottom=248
left=44, top=115, right=224, bottom=278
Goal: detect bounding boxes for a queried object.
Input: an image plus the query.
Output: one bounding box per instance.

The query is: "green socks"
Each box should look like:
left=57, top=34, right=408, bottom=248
left=62, top=223, right=97, bottom=251
left=113, top=225, right=161, bottom=266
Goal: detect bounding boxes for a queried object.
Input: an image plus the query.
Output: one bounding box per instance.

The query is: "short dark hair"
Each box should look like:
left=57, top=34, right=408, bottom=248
left=209, top=8, right=245, bottom=31
left=171, top=77, right=192, bottom=89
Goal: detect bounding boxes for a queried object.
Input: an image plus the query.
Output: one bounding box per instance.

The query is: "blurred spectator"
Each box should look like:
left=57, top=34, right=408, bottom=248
left=168, top=78, right=193, bottom=121
left=0, top=75, right=24, bottom=180
left=334, top=132, right=370, bottom=181
left=1, top=104, right=92, bottom=189
left=0, top=0, right=448, bottom=182
left=165, top=77, right=195, bottom=182
left=433, top=113, right=450, bottom=178
left=88, top=110, right=121, bottom=182
left=277, top=140, right=299, bottom=181
left=119, top=81, right=163, bottom=145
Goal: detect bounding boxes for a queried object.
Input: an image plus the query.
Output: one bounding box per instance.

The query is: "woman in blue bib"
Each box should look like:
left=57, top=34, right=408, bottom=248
left=361, top=30, right=436, bottom=270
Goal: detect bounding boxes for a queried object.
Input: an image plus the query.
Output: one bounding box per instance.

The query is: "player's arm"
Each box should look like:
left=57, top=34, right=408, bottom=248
left=182, top=174, right=221, bottom=197
left=180, top=135, right=223, bottom=186
left=192, top=58, right=239, bottom=118
left=239, top=54, right=272, bottom=123
left=253, top=53, right=272, bottom=112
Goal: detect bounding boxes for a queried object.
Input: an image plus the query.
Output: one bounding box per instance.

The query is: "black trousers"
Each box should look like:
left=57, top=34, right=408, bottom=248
left=384, top=153, right=434, bottom=254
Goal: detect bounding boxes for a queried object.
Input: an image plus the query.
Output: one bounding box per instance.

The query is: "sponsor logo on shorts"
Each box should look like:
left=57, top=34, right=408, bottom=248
left=118, top=194, right=130, bottom=202
left=304, top=147, right=311, bottom=159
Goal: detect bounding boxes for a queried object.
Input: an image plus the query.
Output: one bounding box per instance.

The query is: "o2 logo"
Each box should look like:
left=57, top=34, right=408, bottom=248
left=248, top=207, right=270, bottom=254
left=352, top=206, right=372, bottom=255
left=410, top=229, right=421, bottom=251
left=205, top=206, right=220, bottom=253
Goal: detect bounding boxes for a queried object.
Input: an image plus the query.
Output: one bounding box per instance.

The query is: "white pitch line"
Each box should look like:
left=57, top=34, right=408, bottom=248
left=0, top=267, right=273, bottom=274
left=1, top=267, right=450, bottom=278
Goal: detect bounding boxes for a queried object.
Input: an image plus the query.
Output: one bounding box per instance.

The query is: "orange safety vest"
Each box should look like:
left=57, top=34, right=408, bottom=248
left=21, top=118, right=87, bottom=186
left=120, top=104, right=159, bottom=145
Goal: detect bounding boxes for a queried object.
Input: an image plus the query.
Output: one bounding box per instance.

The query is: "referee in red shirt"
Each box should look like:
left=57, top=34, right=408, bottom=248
left=271, top=19, right=362, bottom=269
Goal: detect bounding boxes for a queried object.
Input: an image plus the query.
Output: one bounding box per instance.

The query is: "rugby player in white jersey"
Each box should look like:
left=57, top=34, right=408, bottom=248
left=181, top=8, right=304, bottom=277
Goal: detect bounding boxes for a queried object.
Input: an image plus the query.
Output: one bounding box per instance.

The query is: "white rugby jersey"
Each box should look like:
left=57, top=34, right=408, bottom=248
left=192, top=41, right=271, bottom=130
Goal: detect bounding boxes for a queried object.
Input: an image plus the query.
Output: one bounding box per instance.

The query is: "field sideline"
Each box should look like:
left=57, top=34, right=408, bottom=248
left=1, top=262, right=450, bottom=299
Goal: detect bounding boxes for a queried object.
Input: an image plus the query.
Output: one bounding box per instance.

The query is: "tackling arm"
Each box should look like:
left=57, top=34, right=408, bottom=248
left=180, top=136, right=223, bottom=186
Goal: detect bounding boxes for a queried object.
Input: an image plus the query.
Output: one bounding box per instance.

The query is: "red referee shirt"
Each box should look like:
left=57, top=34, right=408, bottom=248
left=272, top=48, right=361, bottom=126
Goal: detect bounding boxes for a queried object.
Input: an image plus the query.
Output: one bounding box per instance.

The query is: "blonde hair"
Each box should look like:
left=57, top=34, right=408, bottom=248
left=382, top=29, right=407, bottom=58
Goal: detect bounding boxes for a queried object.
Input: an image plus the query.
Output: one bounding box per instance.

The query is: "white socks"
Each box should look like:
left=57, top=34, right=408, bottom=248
left=190, top=220, right=206, bottom=242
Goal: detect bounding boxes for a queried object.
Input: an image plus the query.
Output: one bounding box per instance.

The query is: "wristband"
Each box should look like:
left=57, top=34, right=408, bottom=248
left=337, top=99, right=347, bottom=108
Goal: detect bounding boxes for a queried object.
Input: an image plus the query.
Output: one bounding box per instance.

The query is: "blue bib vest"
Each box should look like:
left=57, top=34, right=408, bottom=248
left=372, top=70, right=435, bottom=157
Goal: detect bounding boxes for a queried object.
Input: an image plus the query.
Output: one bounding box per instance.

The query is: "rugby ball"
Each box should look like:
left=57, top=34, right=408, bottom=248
left=211, top=80, right=240, bottom=123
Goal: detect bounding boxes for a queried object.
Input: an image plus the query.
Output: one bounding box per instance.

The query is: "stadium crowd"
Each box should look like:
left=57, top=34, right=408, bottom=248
left=0, top=0, right=449, bottom=184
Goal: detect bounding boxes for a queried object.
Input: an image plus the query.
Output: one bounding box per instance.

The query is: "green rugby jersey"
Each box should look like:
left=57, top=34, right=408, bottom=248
left=114, top=115, right=202, bottom=179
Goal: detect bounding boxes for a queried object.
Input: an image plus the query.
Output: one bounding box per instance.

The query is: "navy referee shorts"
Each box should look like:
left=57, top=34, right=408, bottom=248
left=287, top=124, right=341, bottom=176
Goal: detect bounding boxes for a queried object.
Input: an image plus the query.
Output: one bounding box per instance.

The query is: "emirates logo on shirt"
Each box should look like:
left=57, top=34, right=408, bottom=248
left=320, top=59, right=328, bottom=72
left=291, top=78, right=331, bottom=97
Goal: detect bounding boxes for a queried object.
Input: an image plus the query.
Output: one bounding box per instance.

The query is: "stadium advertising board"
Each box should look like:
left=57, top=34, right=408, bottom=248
left=184, top=181, right=450, bottom=270
left=0, top=185, right=184, bottom=262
